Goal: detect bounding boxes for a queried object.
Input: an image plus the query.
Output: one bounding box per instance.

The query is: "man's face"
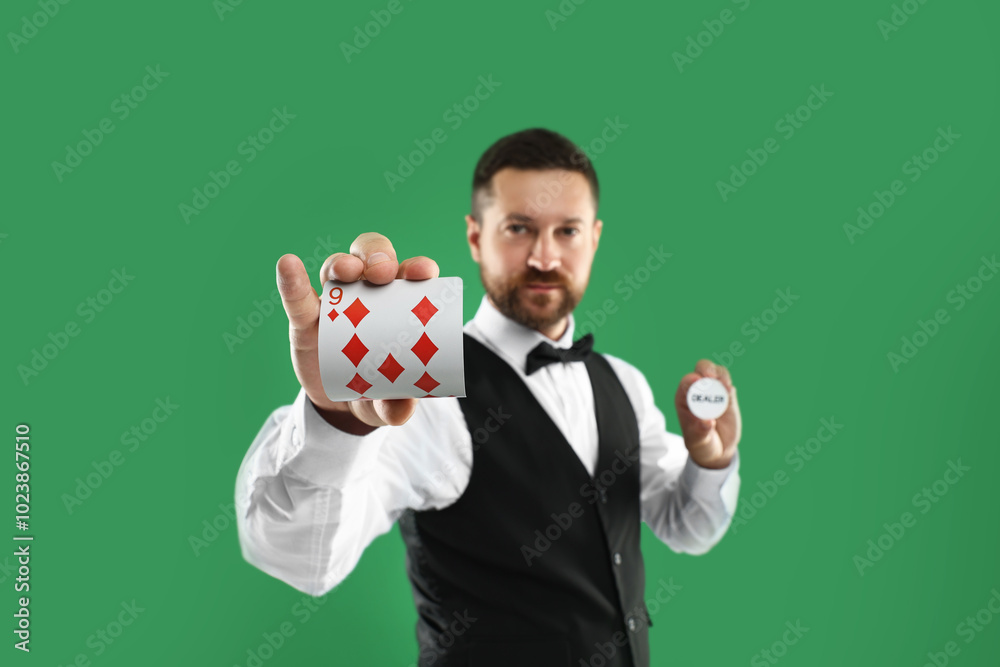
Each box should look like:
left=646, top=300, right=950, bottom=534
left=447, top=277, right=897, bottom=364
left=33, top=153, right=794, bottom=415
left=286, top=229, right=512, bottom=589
left=466, top=167, right=603, bottom=339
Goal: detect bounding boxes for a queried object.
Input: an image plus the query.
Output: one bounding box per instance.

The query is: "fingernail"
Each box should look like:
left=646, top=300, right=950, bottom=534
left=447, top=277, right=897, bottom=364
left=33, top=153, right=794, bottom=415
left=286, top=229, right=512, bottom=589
left=367, top=252, right=390, bottom=266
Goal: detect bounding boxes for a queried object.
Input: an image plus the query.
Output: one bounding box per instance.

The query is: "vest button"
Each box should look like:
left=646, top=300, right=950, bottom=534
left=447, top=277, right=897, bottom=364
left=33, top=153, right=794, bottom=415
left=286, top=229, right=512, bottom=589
left=599, top=490, right=608, bottom=503
left=613, top=552, right=622, bottom=565
left=627, top=617, right=637, bottom=632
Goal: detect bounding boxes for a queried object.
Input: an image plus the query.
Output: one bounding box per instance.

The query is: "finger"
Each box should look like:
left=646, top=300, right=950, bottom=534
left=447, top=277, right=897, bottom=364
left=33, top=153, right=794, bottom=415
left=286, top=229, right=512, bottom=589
left=693, top=359, right=735, bottom=391
left=320, top=252, right=365, bottom=284
left=374, top=398, right=420, bottom=426
left=350, top=397, right=418, bottom=427
left=714, top=364, right=733, bottom=390
left=350, top=232, right=399, bottom=285
left=397, top=256, right=440, bottom=280
left=276, top=254, right=319, bottom=333
left=694, top=358, right=719, bottom=380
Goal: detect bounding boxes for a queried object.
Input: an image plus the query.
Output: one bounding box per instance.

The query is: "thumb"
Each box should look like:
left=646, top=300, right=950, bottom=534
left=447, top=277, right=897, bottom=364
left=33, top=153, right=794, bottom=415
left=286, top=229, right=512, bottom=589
left=276, top=254, right=319, bottom=332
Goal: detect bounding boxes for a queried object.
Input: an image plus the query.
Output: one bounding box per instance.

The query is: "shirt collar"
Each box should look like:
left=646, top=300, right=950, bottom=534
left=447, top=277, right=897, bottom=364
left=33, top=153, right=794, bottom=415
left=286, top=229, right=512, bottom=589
left=466, top=295, right=577, bottom=370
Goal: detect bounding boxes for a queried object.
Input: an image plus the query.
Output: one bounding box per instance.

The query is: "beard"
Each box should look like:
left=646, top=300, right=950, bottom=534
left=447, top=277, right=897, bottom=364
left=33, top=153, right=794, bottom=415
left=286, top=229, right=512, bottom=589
left=480, top=265, right=583, bottom=331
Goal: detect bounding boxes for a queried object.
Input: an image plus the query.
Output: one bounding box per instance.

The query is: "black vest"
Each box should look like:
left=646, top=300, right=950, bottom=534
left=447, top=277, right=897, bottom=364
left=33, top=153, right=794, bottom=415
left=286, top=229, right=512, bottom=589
left=399, top=333, right=651, bottom=666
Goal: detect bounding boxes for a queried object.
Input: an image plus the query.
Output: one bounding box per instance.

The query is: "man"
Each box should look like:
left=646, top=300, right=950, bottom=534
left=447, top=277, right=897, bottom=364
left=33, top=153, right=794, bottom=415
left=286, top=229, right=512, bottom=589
left=235, top=128, right=742, bottom=667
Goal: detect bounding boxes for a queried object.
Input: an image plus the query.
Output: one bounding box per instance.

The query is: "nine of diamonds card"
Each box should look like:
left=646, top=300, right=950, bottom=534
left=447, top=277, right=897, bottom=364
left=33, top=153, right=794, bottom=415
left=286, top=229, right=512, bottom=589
left=318, top=277, right=465, bottom=401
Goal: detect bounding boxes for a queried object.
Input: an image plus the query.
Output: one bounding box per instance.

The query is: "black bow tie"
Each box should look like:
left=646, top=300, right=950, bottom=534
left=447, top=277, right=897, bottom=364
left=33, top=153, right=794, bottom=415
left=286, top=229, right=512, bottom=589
left=525, top=333, right=595, bottom=375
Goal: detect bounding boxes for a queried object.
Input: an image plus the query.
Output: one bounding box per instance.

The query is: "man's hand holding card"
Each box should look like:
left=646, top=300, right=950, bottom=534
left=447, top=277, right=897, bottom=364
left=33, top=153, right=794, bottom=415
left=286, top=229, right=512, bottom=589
left=275, top=232, right=463, bottom=435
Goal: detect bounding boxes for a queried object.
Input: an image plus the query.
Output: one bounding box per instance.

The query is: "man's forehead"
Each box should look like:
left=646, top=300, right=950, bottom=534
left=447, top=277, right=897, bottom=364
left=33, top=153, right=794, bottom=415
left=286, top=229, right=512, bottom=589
left=486, top=168, right=595, bottom=220
left=492, top=167, right=588, bottom=193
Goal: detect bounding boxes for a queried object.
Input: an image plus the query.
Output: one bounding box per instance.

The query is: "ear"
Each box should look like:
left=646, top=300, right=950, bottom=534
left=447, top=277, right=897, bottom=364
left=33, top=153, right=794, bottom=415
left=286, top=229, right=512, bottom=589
left=593, top=218, right=603, bottom=250
left=465, top=214, right=482, bottom=263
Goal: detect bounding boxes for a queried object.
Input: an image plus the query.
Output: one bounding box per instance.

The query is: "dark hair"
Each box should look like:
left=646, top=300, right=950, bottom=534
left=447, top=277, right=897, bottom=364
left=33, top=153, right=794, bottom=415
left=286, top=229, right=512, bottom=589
left=470, top=128, right=599, bottom=221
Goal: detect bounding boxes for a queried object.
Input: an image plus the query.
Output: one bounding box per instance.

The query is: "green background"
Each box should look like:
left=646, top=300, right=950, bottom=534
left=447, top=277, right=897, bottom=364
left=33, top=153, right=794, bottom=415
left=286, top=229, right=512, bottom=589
left=4, top=0, right=999, bottom=664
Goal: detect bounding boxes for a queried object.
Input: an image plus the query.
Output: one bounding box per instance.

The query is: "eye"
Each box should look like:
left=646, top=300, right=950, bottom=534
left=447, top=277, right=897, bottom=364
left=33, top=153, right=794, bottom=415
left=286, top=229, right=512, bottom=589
left=507, top=223, right=528, bottom=234
left=560, top=226, right=581, bottom=237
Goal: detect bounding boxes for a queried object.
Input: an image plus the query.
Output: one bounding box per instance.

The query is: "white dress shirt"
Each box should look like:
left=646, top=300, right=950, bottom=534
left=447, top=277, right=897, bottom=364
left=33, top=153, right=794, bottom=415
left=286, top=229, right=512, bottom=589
left=235, top=296, right=741, bottom=597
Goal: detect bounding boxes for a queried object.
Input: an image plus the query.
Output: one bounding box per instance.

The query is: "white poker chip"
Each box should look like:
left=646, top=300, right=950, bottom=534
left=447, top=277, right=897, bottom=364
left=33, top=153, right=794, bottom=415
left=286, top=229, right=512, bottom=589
left=686, top=377, right=729, bottom=420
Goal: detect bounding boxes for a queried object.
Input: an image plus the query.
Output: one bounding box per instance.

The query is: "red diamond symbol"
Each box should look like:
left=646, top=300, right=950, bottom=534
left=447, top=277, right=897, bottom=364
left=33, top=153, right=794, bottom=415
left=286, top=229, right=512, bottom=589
left=378, top=354, right=404, bottom=383
left=327, top=309, right=339, bottom=323
left=411, top=332, right=438, bottom=365
left=342, top=334, right=369, bottom=367
left=346, top=373, right=372, bottom=396
left=411, top=296, right=438, bottom=326
left=343, top=298, right=370, bottom=327
left=414, top=372, right=439, bottom=394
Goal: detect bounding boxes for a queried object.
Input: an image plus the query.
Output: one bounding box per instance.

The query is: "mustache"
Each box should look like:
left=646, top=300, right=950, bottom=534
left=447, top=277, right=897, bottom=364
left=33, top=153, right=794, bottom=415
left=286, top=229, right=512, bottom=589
left=515, top=268, right=569, bottom=287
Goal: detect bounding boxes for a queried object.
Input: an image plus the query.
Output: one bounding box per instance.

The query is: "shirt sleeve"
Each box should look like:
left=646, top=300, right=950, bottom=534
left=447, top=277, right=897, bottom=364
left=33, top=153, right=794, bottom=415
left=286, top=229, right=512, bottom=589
left=604, top=356, right=741, bottom=555
left=234, top=388, right=472, bottom=596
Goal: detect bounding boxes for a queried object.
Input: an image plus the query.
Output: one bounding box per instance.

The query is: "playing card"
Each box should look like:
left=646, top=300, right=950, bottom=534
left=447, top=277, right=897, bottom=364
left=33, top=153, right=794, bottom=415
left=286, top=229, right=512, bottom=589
left=318, top=277, right=465, bottom=401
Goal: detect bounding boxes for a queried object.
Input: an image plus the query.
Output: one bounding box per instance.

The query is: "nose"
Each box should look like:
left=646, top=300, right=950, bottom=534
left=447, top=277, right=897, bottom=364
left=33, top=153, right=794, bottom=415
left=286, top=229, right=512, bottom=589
left=527, top=232, right=561, bottom=273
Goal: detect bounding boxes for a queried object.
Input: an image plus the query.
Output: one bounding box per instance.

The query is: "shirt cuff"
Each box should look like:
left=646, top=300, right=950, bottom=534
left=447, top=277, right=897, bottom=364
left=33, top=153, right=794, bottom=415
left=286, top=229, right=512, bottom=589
left=679, top=449, right=740, bottom=508
left=282, top=388, right=388, bottom=488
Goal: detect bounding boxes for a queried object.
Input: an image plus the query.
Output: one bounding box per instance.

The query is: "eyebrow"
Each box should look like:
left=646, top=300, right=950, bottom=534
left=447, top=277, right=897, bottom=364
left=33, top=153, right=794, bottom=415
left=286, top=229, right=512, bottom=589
left=503, top=212, right=584, bottom=224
